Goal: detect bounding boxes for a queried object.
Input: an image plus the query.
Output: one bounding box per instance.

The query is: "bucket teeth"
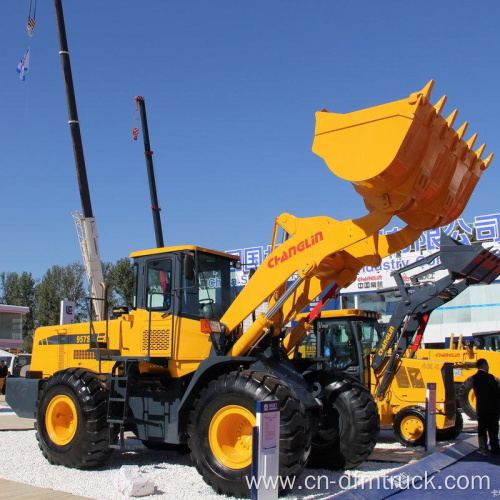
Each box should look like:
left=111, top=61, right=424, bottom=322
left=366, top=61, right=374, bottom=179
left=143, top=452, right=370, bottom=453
left=420, top=80, right=434, bottom=101
left=456, top=122, right=468, bottom=140
left=446, top=109, right=458, bottom=128
left=475, top=143, right=486, bottom=159
left=483, top=153, right=494, bottom=169
left=409, top=79, right=434, bottom=104
left=466, top=133, right=478, bottom=150
left=434, top=95, right=447, bottom=115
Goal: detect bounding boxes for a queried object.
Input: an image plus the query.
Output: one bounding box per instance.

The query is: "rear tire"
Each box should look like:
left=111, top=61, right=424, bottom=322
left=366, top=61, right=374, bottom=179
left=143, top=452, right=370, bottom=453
left=457, top=377, right=477, bottom=420
left=35, top=368, right=113, bottom=468
left=306, top=372, right=380, bottom=470
left=187, top=370, right=310, bottom=498
left=436, top=410, right=463, bottom=441
left=393, top=406, right=425, bottom=447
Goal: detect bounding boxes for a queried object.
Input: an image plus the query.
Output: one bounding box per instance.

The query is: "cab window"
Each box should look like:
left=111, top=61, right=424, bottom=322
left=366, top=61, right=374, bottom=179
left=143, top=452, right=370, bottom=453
left=355, top=320, right=382, bottom=354
left=319, top=320, right=357, bottom=369
left=146, top=259, right=172, bottom=311
left=180, top=252, right=236, bottom=320
left=299, top=333, right=317, bottom=358
left=484, top=334, right=500, bottom=351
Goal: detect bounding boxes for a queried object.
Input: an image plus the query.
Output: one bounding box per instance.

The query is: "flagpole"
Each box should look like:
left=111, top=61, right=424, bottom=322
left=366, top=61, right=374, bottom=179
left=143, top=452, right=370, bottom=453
left=53, top=0, right=93, bottom=219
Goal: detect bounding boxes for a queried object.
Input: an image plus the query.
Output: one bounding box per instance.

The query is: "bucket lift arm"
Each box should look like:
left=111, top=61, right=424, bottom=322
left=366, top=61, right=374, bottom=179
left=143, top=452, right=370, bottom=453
left=219, top=81, right=493, bottom=361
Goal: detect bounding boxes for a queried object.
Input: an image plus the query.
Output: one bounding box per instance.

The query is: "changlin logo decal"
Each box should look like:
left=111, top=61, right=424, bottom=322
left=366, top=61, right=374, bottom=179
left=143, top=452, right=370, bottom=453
left=268, top=232, right=324, bottom=268
left=377, top=326, right=394, bottom=356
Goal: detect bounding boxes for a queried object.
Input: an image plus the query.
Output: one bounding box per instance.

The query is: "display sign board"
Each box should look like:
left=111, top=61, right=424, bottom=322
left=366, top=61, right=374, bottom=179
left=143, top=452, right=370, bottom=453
left=251, top=400, right=280, bottom=500
left=425, top=382, right=437, bottom=452
left=60, top=300, right=75, bottom=325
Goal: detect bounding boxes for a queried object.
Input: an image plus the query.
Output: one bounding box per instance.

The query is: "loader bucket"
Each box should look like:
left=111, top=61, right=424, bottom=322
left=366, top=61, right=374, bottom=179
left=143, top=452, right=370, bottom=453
left=439, top=233, right=500, bottom=284
left=313, top=81, right=493, bottom=230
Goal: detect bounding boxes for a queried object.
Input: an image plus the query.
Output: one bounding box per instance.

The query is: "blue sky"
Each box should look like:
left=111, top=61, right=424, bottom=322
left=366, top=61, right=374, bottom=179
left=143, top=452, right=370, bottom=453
left=1, top=1, right=500, bottom=279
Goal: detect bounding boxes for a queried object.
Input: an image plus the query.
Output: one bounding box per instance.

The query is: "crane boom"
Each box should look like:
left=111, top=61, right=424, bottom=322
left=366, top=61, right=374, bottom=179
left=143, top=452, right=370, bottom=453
left=54, top=0, right=105, bottom=320
left=71, top=211, right=105, bottom=319
left=134, top=96, right=164, bottom=248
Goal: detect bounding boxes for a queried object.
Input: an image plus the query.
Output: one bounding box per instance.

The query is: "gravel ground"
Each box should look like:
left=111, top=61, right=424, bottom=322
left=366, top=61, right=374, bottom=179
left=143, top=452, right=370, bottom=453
left=0, top=429, right=403, bottom=499
left=0, top=399, right=474, bottom=500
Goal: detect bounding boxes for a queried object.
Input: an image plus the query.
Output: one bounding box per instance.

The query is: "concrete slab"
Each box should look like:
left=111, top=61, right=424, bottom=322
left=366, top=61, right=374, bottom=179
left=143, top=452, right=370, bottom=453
left=0, top=477, right=92, bottom=499
left=0, top=394, right=35, bottom=430
left=0, top=413, right=35, bottom=431
left=368, top=448, right=426, bottom=464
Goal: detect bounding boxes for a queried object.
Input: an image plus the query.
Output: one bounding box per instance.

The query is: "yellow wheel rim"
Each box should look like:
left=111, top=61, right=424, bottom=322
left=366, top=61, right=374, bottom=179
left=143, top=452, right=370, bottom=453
left=209, top=405, right=256, bottom=470
left=400, top=415, right=424, bottom=441
left=468, top=389, right=477, bottom=410
left=45, top=394, right=78, bottom=446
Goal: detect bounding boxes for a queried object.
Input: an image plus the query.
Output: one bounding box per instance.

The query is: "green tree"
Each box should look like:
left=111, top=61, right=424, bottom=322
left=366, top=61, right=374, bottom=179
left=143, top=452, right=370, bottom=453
left=0, top=271, right=20, bottom=304
left=23, top=334, right=34, bottom=353
left=107, top=258, right=135, bottom=309
left=16, top=272, right=37, bottom=337
left=36, top=263, right=86, bottom=326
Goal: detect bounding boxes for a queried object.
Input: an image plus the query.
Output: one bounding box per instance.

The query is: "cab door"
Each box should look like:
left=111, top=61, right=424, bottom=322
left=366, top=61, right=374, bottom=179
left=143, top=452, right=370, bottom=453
left=319, top=320, right=361, bottom=381
left=141, top=257, right=174, bottom=358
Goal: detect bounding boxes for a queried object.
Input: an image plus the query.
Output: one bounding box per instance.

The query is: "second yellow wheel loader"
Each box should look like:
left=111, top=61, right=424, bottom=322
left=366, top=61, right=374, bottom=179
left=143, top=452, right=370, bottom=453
left=294, top=233, right=500, bottom=462
left=7, top=81, right=493, bottom=497
left=417, top=332, right=500, bottom=420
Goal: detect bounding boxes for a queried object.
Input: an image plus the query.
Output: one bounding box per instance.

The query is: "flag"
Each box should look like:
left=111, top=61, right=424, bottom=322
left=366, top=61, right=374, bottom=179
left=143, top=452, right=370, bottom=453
left=16, top=48, right=30, bottom=81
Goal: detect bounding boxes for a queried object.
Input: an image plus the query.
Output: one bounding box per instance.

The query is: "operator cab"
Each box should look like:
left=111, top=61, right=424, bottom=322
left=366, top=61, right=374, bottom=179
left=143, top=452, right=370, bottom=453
left=472, top=331, right=500, bottom=352
left=130, top=245, right=239, bottom=321
left=297, top=309, right=382, bottom=383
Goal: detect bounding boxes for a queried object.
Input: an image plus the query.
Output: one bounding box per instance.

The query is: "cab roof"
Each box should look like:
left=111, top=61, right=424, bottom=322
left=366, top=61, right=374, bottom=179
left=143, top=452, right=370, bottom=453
left=297, top=309, right=381, bottom=320
left=472, top=331, right=500, bottom=338
left=130, top=245, right=240, bottom=260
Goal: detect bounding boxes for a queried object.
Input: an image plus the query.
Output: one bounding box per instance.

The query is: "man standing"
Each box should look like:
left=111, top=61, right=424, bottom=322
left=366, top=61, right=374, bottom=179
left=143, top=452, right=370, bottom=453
left=0, top=360, right=8, bottom=395
left=472, top=358, right=500, bottom=455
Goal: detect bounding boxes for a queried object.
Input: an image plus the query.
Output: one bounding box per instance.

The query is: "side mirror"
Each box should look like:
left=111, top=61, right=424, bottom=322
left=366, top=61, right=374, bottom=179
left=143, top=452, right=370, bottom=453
left=184, top=253, right=195, bottom=281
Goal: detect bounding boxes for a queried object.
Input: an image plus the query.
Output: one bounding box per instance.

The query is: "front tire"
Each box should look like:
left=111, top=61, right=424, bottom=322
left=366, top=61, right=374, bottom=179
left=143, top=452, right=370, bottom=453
left=306, top=372, right=380, bottom=470
left=35, top=368, right=113, bottom=468
left=187, top=370, right=310, bottom=498
left=393, top=406, right=425, bottom=447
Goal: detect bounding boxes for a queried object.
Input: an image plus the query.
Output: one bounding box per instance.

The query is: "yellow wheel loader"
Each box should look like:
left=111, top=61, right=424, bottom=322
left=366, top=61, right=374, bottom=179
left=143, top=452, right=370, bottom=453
left=417, top=332, right=500, bottom=420
left=7, top=81, right=493, bottom=497
left=297, top=308, right=460, bottom=450
left=295, top=308, right=455, bottom=448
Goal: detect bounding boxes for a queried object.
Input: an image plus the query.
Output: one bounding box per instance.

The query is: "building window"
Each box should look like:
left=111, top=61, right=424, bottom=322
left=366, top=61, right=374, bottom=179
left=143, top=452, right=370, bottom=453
left=0, top=314, right=22, bottom=340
